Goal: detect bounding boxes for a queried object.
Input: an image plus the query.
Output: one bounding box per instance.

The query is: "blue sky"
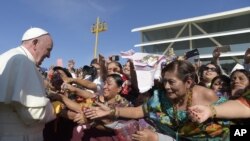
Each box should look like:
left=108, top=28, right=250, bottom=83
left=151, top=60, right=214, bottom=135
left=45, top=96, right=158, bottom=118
left=0, top=0, right=249, bottom=68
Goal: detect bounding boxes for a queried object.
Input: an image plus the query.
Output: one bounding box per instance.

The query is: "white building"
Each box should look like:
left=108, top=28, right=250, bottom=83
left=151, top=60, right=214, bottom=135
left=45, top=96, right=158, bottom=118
left=132, top=7, right=250, bottom=72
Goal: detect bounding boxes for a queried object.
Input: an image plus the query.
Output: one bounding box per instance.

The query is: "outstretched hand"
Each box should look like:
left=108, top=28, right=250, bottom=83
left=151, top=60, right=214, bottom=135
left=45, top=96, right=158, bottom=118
left=188, top=105, right=211, bottom=123
left=59, top=71, right=72, bottom=83
left=61, top=83, right=75, bottom=92
left=47, top=90, right=63, bottom=101
left=73, top=112, right=88, bottom=124
left=132, top=128, right=158, bottom=141
left=84, top=102, right=111, bottom=119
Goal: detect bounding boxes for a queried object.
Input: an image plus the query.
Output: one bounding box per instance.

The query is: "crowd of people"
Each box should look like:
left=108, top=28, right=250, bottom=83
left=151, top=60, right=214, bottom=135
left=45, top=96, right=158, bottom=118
left=1, top=27, right=250, bottom=141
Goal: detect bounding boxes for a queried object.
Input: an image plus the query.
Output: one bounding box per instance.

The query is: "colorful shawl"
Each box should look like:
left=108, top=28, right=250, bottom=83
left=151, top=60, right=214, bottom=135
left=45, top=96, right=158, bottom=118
left=143, top=89, right=231, bottom=141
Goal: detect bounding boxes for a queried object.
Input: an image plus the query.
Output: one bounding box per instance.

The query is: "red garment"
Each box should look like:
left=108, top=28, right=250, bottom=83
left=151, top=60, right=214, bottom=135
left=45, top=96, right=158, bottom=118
left=121, top=74, right=131, bottom=95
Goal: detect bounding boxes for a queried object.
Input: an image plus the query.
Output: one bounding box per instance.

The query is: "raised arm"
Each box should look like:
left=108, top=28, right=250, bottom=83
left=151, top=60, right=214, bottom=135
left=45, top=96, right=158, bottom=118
left=60, top=71, right=98, bottom=92
left=48, top=93, right=82, bottom=113
left=211, top=47, right=227, bottom=75
left=61, top=83, right=96, bottom=99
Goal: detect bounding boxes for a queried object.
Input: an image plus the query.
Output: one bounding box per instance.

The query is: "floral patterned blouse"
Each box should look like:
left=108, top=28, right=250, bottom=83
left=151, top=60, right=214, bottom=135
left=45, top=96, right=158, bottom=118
left=143, top=89, right=231, bottom=141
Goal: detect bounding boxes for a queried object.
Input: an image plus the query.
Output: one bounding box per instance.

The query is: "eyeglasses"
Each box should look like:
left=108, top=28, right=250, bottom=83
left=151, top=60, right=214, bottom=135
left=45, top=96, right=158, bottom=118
left=204, top=66, right=217, bottom=72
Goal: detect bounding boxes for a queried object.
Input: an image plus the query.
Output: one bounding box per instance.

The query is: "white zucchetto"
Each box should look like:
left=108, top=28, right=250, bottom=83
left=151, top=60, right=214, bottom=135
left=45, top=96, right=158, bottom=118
left=22, top=27, right=49, bottom=41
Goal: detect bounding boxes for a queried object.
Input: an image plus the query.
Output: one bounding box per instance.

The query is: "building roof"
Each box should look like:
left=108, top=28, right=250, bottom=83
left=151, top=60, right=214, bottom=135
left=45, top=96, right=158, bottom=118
left=132, top=7, right=250, bottom=32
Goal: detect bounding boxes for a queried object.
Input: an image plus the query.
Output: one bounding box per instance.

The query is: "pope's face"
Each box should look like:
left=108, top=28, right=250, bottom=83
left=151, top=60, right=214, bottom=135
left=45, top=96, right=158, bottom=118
left=34, top=35, right=53, bottom=66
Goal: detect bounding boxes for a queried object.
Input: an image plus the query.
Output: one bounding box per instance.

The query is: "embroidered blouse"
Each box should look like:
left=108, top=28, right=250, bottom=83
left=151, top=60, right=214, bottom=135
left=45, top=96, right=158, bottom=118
left=143, top=89, right=230, bottom=141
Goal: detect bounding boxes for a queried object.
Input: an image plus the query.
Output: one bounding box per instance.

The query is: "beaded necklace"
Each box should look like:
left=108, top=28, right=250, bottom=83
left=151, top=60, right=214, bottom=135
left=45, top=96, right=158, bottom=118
left=172, top=88, right=193, bottom=127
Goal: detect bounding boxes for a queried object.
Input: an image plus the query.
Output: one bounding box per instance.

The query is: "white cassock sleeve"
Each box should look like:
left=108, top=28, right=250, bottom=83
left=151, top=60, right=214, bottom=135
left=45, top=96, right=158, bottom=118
left=0, top=47, right=56, bottom=125
left=11, top=101, right=56, bottom=126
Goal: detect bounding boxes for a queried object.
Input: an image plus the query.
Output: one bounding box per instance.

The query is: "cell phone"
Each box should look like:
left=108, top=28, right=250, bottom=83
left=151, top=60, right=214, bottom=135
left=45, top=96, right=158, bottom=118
left=111, top=55, right=119, bottom=61
left=185, top=48, right=199, bottom=59
left=218, top=45, right=231, bottom=53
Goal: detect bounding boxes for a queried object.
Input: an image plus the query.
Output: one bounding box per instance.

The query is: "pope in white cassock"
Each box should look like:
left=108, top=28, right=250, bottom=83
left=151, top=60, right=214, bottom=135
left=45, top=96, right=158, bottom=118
left=0, top=27, right=56, bottom=141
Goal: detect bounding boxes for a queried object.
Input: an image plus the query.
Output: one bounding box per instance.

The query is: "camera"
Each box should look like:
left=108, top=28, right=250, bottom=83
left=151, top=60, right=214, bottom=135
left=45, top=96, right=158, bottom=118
left=82, top=65, right=97, bottom=81
left=110, top=55, right=119, bottom=61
